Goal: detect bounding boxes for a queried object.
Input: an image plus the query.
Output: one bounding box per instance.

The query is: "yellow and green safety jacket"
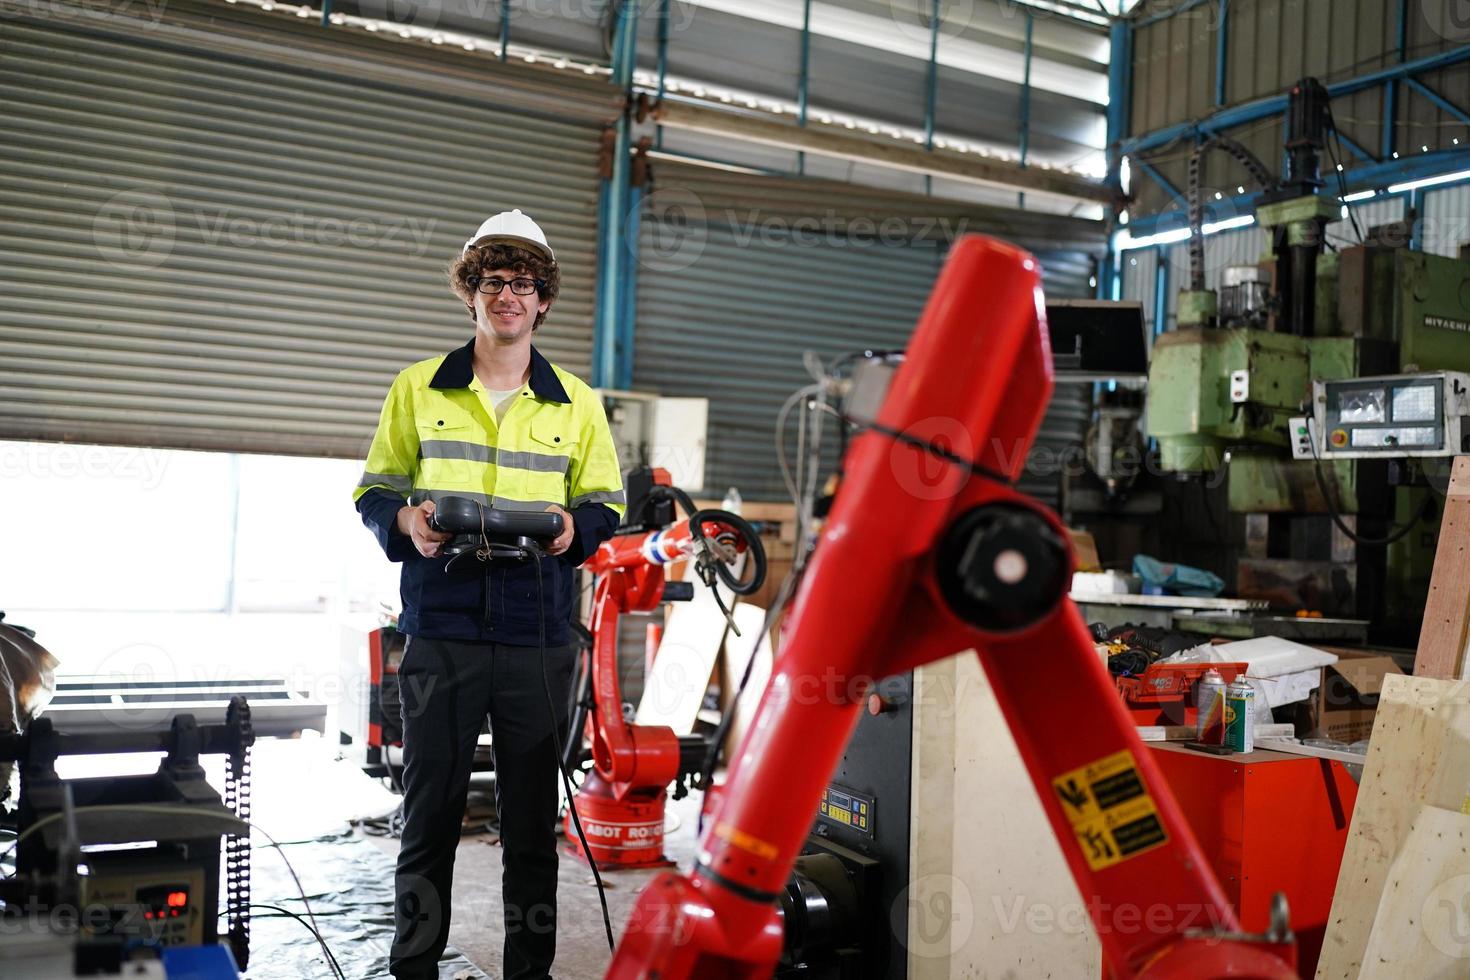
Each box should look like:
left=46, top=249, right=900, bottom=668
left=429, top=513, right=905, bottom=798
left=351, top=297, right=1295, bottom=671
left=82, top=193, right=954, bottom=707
left=354, top=339, right=625, bottom=644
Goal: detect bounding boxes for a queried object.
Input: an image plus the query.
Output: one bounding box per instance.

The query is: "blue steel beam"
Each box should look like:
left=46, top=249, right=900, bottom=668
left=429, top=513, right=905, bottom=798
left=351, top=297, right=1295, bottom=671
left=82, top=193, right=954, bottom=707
left=1335, top=130, right=1377, bottom=165
left=1133, top=157, right=1184, bottom=205
left=1123, top=149, right=1470, bottom=239
left=1121, top=45, right=1470, bottom=156
left=617, top=182, right=644, bottom=390
left=655, top=0, right=669, bottom=149
left=1214, top=0, right=1228, bottom=107
left=592, top=1, right=639, bottom=390
left=1382, top=0, right=1409, bottom=158
left=499, top=0, right=510, bottom=62
left=1105, top=18, right=1132, bottom=187
left=1405, top=77, right=1470, bottom=127
left=1135, top=0, right=1213, bottom=30
left=1152, top=246, right=1171, bottom=337
left=320, top=0, right=331, bottom=27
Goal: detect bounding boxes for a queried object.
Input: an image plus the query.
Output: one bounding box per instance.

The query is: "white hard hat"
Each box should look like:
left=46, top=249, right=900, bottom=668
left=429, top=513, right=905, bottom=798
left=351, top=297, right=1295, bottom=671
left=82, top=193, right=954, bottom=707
left=462, top=209, right=555, bottom=261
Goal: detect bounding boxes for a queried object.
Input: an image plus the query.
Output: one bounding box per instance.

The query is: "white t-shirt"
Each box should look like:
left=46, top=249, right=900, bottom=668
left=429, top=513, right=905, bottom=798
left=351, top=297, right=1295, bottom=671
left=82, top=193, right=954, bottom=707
left=486, top=384, right=525, bottom=423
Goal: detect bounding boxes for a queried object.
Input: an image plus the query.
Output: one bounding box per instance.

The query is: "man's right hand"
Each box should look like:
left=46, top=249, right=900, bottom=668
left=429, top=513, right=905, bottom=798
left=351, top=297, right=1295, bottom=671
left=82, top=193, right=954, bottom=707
left=397, top=501, right=453, bottom=558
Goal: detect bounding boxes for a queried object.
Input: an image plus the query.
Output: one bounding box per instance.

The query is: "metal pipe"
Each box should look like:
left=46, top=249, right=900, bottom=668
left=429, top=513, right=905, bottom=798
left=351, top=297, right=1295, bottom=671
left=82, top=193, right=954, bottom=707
left=925, top=0, right=939, bottom=195
left=798, top=0, right=811, bottom=175
left=500, top=0, right=510, bottom=63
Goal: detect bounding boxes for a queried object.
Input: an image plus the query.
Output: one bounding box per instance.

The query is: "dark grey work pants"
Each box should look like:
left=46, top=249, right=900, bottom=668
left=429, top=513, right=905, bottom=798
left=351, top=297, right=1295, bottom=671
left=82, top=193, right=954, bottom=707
left=389, top=637, right=576, bottom=980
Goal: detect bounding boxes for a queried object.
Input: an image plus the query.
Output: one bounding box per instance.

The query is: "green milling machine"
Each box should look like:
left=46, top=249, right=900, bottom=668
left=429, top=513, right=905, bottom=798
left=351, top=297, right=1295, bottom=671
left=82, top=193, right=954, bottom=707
left=1144, top=78, right=1470, bottom=643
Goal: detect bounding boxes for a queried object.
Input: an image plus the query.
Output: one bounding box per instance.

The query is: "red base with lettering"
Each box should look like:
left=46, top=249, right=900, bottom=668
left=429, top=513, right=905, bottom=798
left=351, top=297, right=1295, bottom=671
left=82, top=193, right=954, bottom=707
left=565, top=770, right=675, bottom=869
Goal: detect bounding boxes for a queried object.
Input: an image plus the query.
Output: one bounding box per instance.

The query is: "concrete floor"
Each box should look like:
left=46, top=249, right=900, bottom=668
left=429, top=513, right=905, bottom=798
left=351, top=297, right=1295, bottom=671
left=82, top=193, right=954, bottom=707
left=365, top=781, right=706, bottom=980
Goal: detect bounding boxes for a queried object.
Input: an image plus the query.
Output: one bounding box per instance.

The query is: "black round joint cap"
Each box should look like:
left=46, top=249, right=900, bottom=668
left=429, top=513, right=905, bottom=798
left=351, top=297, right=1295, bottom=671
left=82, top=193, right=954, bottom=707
left=936, top=504, right=1070, bottom=633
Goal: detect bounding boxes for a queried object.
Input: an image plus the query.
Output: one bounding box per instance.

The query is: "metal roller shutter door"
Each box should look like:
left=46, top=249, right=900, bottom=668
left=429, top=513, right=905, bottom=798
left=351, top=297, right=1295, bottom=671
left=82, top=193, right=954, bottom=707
left=0, top=3, right=610, bottom=457
left=633, top=162, right=1105, bottom=504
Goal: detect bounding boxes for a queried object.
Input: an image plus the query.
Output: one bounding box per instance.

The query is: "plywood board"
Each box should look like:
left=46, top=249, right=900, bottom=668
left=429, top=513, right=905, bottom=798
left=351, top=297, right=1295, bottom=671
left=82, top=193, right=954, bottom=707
left=1358, top=805, right=1470, bottom=977
left=633, top=582, right=731, bottom=733
left=715, top=603, right=772, bottom=759
left=909, top=653, right=1100, bottom=979
left=1317, top=674, right=1470, bottom=979
left=1415, top=456, right=1470, bottom=679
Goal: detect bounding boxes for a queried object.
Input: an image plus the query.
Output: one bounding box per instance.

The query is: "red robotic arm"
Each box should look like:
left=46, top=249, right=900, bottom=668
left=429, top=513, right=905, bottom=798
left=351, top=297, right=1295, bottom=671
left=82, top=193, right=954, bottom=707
left=605, top=237, right=1298, bottom=979
left=567, top=489, right=765, bottom=868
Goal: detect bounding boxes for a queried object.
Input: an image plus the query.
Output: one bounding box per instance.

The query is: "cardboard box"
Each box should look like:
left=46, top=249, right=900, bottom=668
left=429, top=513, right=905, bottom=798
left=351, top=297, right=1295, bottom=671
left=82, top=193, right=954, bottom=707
left=1307, top=647, right=1404, bottom=743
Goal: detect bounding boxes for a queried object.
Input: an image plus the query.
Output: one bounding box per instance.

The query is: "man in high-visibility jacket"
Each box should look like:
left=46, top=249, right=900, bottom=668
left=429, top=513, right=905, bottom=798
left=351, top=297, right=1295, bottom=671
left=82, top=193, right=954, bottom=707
left=354, top=210, right=624, bottom=980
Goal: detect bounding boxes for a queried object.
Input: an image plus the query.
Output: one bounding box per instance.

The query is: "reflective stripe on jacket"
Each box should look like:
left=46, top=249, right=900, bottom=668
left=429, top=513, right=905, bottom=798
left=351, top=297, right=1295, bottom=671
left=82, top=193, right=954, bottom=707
left=353, top=339, right=624, bottom=644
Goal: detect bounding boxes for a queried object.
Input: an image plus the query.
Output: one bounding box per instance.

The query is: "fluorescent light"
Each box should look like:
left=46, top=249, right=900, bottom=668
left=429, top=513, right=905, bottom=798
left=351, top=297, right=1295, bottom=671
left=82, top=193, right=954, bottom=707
left=1116, top=226, right=1192, bottom=250
left=1341, top=189, right=1377, bottom=203
left=1387, top=169, right=1470, bottom=194
left=1202, top=215, right=1255, bottom=234
left=1115, top=215, right=1255, bottom=252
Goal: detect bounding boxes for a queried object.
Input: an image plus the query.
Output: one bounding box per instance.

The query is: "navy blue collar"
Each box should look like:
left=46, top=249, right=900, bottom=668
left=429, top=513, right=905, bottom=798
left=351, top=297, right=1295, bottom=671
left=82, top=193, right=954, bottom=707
left=429, top=338, right=570, bottom=405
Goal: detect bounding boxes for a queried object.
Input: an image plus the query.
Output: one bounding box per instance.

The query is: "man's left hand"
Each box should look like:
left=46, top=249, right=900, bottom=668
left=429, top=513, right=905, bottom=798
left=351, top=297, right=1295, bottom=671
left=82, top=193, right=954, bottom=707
left=544, top=505, right=574, bottom=556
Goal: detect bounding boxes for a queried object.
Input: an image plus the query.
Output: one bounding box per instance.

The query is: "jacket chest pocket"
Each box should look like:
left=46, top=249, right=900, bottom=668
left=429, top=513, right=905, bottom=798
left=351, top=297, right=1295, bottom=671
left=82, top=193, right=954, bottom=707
left=416, top=406, right=485, bottom=484
left=529, top=414, right=577, bottom=457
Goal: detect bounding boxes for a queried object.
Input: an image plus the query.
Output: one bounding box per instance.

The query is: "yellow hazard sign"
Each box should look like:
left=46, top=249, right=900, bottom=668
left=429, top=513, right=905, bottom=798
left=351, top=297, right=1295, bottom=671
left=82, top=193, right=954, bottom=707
left=1051, top=750, right=1168, bottom=871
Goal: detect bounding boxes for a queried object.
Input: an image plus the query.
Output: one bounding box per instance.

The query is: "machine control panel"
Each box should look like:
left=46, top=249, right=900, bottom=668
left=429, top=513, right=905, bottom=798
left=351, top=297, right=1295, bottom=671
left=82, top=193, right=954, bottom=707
left=818, top=785, right=875, bottom=837
left=1302, top=372, right=1470, bottom=460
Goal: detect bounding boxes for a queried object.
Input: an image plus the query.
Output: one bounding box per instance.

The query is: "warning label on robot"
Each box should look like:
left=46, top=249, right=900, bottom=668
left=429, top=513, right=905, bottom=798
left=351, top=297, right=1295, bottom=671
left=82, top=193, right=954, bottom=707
left=1051, top=750, right=1168, bottom=871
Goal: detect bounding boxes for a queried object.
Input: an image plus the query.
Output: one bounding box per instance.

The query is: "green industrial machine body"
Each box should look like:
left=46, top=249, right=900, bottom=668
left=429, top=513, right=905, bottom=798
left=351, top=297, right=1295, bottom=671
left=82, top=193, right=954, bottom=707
left=1147, top=247, right=1470, bottom=480
left=1144, top=244, right=1470, bottom=634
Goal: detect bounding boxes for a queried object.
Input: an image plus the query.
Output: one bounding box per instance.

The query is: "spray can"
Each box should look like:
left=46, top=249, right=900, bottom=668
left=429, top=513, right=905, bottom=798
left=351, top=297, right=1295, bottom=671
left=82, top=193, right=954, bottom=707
left=1224, top=678, right=1255, bottom=753
left=1195, top=668, right=1227, bottom=740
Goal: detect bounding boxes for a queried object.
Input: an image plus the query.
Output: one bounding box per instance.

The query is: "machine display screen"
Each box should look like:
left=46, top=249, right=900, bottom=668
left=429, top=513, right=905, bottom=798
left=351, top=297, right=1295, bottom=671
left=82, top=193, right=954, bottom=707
left=1324, top=377, right=1446, bottom=454
left=1337, top=389, right=1386, bottom=423
left=1392, top=384, right=1438, bottom=422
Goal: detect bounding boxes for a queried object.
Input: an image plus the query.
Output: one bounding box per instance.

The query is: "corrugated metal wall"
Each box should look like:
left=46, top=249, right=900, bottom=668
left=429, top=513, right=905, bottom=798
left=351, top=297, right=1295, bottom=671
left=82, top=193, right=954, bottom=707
left=637, top=0, right=1108, bottom=175
left=0, top=1, right=609, bottom=457
left=632, top=160, right=1102, bottom=502
left=1423, top=183, right=1470, bottom=256
left=1122, top=251, right=1160, bottom=335
left=1127, top=0, right=1470, bottom=216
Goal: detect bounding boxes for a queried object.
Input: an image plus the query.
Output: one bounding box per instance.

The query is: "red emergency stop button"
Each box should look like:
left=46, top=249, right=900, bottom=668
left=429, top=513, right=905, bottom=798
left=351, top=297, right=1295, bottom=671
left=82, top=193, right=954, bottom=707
left=1330, top=429, right=1348, bottom=448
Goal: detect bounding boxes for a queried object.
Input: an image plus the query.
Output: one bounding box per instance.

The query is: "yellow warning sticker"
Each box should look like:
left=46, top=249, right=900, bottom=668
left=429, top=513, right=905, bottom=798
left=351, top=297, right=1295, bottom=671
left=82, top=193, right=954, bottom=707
left=1051, top=750, right=1168, bottom=871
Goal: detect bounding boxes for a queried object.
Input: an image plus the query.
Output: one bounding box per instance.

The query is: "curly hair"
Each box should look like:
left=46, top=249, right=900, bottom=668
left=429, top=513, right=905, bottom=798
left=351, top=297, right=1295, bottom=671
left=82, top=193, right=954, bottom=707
left=447, top=243, right=561, bottom=330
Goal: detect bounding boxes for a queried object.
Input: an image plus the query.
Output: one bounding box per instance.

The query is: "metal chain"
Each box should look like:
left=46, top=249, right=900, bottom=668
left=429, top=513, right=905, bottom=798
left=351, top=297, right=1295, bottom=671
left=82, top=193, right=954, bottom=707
left=225, top=700, right=254, bottom=971
left=1187, top=136, right=1277, bottom=292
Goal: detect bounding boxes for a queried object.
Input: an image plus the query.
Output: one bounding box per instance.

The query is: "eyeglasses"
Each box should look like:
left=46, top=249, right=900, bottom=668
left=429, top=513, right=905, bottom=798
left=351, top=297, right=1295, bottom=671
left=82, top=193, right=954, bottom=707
left=469, top=276, right=545, bottom=296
